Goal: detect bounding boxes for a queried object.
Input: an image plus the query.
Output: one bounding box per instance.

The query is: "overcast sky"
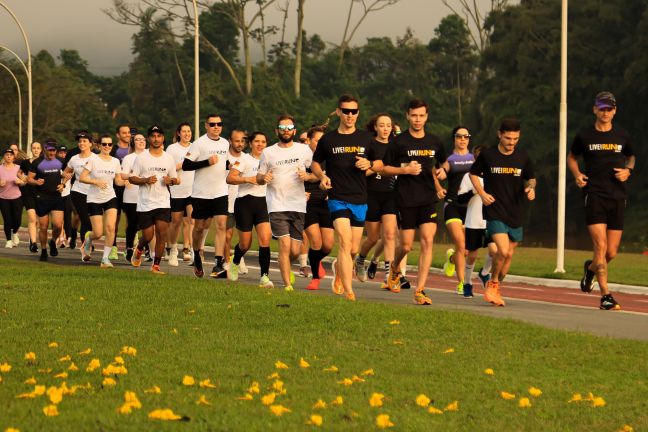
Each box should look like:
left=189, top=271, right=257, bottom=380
left=0, top=0, right=499, bottom=76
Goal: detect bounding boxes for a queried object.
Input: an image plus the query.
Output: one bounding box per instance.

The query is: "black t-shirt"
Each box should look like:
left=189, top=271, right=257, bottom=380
left=570, top=125, right=634, bottom=199
left=312, top=129, right=375, bottom=204
left=29, top=156, right=65, bottom=197
left=469, top=146, right=535, bottom=228
left=305, top=163, right=328, bottom=206
left=367, top=139, right=395, bottom=193
left=382, top=130, right=447, bottom=208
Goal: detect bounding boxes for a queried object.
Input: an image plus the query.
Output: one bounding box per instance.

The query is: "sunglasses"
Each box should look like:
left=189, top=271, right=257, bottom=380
left=101, top=142, right=113, bottom=147
left=208, top=122, right=223, bottom=127
left=454, top=134, right=471, bottom=139
left=277, top=124, right=296, bottom=131
left=340, top=108, right=359, bottom=115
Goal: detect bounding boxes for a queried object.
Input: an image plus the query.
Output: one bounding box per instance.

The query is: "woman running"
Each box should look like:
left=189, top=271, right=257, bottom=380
left=18, top=141, right=42, bottom=252
left=79, top=135, right=124, bottom=267
left=120, top=132, right=146, bottom=262
left=226, top=131, right=274, bottom=288
left=0, top=148, right=25, bottom=248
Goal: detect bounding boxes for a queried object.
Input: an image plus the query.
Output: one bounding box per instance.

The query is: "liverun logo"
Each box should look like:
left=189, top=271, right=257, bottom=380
left=490, top=167, right=522, bottom=176
left=588, top=143, right=622, bottom=152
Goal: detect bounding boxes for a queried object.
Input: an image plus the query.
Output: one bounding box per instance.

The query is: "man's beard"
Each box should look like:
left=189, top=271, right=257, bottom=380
left=278, top=135, right=293, bottom=144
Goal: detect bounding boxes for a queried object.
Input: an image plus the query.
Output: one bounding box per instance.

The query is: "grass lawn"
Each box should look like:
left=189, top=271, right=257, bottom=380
left=0, top=259, right=646, bottom=431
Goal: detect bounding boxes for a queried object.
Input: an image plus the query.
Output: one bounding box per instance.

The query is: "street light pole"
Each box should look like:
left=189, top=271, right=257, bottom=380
left=0, top=1, right=32, bottom=152
left=0, top=45, right=28, bottom=150
left=555, top=0, right=568, bottom=273
left=0, top=62, right=22, bottom=148
left=192, top=0, right=200, bottom=138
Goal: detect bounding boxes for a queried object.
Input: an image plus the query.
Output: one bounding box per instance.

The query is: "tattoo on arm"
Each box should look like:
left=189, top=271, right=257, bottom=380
left=525, top=179, right=537, bottom=189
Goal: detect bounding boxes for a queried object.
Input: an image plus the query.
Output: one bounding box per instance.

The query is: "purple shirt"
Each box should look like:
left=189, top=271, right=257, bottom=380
left=0, top=164, right=21, bottom=199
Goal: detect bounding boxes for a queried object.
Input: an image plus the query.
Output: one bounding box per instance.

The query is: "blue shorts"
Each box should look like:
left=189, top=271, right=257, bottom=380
left=328, top=199, right=367, bottom=227
left=486, top=219, right=523, bottom=243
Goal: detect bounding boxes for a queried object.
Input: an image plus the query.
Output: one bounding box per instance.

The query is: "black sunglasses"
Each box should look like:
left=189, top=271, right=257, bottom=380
left=340, top=108, right=359, bottom=115
left=208, top=122, right=223, bottom=127
left=101, top=142, right=113, bottom=147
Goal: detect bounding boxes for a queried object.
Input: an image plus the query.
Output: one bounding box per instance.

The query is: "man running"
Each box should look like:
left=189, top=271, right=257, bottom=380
left=182, top=114, right=230, bottom=278
left=469, top=118, right=536, bottom=307
left=568, top=92, right=634, bottom=310
left=224, top=129, right=247, bottom=272
left=109, top=124, right=132, bottom=260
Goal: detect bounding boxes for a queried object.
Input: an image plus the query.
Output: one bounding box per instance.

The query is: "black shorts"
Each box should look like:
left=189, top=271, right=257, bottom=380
left=366, top=190, right=397, bottom=222
left=87, top=198, right=119, bottom=216
left=443, top=202, right=467, bottom=225
left=21, top=187, right=36, bottom=210
left=171, top=197, right=192, bottom=214
left=137, top=208, right=171, bottom=230
left=226, top=213, right=236, bottom=230
left=465, top=228, right=492, bottom=251
left=305, top=202, right=333, bottom=229
left=234, top=195, right=269, bottom=232
left=114, top=185, right=125, bottom=208
left=191, top=196, right=228, bottom=220
left=585, top=194, right=625, bottom=230
left=35, top=195, right=65, bottom=217
left=399, top=202, right=438, bottom=230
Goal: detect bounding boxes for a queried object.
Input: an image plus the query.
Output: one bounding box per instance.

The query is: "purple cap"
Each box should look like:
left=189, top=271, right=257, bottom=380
left=44, top=138, right=58, bottom=150
left=595, top=91, right=616, bottom=109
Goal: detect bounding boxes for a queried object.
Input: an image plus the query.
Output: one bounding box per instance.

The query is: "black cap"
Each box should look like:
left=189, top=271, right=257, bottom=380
left=595, top=91, right=616, bottom=109
left=57, top=145, right=68, bottom=152
left=76, top=130, right=91, bottom=141
left=3, top=148, right=14, bottom=155
left=147, top=125, right=164, bottom=136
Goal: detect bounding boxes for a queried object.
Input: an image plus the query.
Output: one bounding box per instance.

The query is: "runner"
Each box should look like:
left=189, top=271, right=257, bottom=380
left=355, top=113, right=398, bottom=288
left=18, top=141, right=42, bottom=252
left=310, top=94, right=379, bottom=301
left=166, top=123, right=195, bottom=267
left=381, top=99, right=447, bottom=305
left=0, top=148, right=25, bottom=248
left=56, top=145, right=72, bottom=248
left=27, top=139, right=66, bottom=262
left=568, top=92, right=634, bottom=310
left=182, top=113, right=230, bottom=278
left=79, top=136, right=124, bottom=268
left=108, top=124, right=132, bottom=260
left=469, top=118, right=536, bottom=307
left=120, top=132, right=147, bottom=262
left=224, top=129, right=247, bottom=273
left=440, top=126, right=476, bottom=295
left=303, top=125, right=334, bottom=291
left=128, top=125, right=179, bottom=274
left=226, top=131, right=273, bottom=288
left=257, top=115, right=313, bottom=291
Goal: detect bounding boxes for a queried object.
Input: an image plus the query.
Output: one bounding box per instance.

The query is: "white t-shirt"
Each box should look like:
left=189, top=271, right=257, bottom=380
left=68, top=153, right=96, bottom=195
left=166, top=142, right=194, bottom=199
left=235, top=153, right=266, bottom=198
left=85, top=156, right=121, bottom=204
left=121, top=152, right=141, bottom=204
left=458, top=172, right=486, bottom=230
left=227, top=150, right=243, bottom=213
left=258, top=142, right=312, bottom=213
left=131, top=151, right=177, bottom=212
left=185, top=133, right=229, bottom=199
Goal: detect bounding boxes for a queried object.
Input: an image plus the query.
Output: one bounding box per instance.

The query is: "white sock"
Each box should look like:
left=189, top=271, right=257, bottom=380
left=482, top=255, right=493, bottom=275
left=464, top=263, right=475, bottom=284
left=103, top=246, right=111, bottom=260
left=299, top=254, right=308, bottom=267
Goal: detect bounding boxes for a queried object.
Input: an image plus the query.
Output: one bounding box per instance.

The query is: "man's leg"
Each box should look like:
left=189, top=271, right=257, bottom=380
left=587, top=224, right=613, bottom=295
left=212, top=214, right=227, bottom=274
left=277, top=236, right=292, bottom=287
left=332, top=217, right=355, bottom=296
left=415, top=222, right=437, bottom=292
left=446, top=220, right=466, bottom=291
left=191, top=217, right=211, bottom=274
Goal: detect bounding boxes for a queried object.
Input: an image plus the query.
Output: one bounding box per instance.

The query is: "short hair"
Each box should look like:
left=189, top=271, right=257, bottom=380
left=248, top=131, right=268, bottom=142
left=115, top=124, right=130, bottom=134
left=307, top=125, right=327, bottom=139
left=99, top=134, right=112, bottom=142
left=407, top=99, right=429, bottom=113
left=230, top=129, right=247, bottom=139
left=338, top=94, right=359, bottom=107
left=204, top=113, right=221, bottom=121
left=276, top=114, right=295, bottom=125
left=499, top=118, right=521, bottom=133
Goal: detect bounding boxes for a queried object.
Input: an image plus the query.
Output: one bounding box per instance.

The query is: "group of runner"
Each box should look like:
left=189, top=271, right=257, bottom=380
left=0, top=92, right=633, bottom=310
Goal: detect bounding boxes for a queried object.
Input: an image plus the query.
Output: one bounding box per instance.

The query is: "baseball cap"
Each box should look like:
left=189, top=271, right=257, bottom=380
left=3, top=148, right=15, bottom=155
left=57, top=145, right=68, bottom=152
left=44, top=138, right=58, bottom=150
left=147, top=125, right=164, bottom=136
left=595, top=92, right=616, bottom=109
left=76, top=130, right=91, bottom=141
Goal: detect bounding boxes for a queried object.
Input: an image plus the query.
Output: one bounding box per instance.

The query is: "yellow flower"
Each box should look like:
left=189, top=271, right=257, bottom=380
left=47, top=386, right=63, bottom=404
left=389, top=320, right=400, bottom=325
left=237, top=393, right=253, bottom=401
left=196, top=395, right=211, bottom=406
left=24, top=352, right=36, bottom=361
left=5, top=427, right=21, bottom=432
left=199, top=379, right=217, bottom=389
left=375, top=414, right=394, bottom=428
left=351, top=375, right=365, bottom=383
left=101, top=364, right=127, bottom=376
left=148, top=408, right=182, bottom=421
left=444, top=401, right=459, bottom=412
left=42, top=404, right=59, bottom=417
left=568, top=393, right=582, bottom=403
left=58, top=355, right=71, bottom=363
left=312, top=399, right=327, bottom=409
left=118, top=403, right=133, bottom=414
left=323, top=365, right=339, bottom=372
left=120, top=346, right=137, bottom=356
left=38, top=368, right=52, bottom=374
left=369, top=393, right=385, bottom=407
left=484, top=368, right=495, bottom=375
left=16, top=392, right=36, bottom=399
left=24, top=376, right=37, bottom=385
left=34, top=385, right=46, bottom=396
left=306, top=414, right=323, bottom=426
left=275, top=360, right=289, bottom=369
left=1, top=362, right=13, bottom=372
left=443, top=348, right=455, bottom=354
left=68, top=362, right=78, bottom=371
left=416, top=394, right=431, bottom=407
left=86, top=358, right=101, bottom=372
left=428, top=406, right=444, bottom=414
left=337, top=378, right=353, bottom=386
left=171, top=328, right=178, bottom=334
left=269, top=404, right=291, bottom=416
left=124, top=391, right=142, bottom=409
left=48, top=342, right=59, bottom=348
left=361, top=369, right=375, bottom=376
left=272, top=380, right=284, bottom=393
left=102, top=377, right=117, bottom=387
left=113, top=356, right=125, bottom=365
left=145, top=385, right=161, bottom=394
left=619, top=425, right=634, bottom=432
left=267, top=372, right=280, bottom=380
left=79, top=296, right=85, bottom=301
left=78, top=348, right=92, bottom=355
left=54, top=372, right=68, bottom=379
left=518, top=397, right=532, bottom=408
left=392, top=340, right=404, bottom=345
left=585, top=392, right=595, bottom=401
left=182, top=375, right=195, bottom=386
left=261, top=392, right=276, bottom=406
left=331, top=396, right=344, bottom=406
left=528, top=387, right=542, bottom=397
left=500, top=391, right=516, bottom=400
left=247, top=381, right=260, bottom=394
left=591, top=397, right=606, bottom=407
left=299, top=358, right=310, bottom=368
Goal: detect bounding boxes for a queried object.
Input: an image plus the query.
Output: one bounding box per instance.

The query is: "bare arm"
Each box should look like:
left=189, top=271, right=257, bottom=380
left=567, top=152, right=588, bottom=188
left=227, top=168, right=257, bottom=185
left=524, top=178, right=536, bottom=201
left=469, top=173, right=494, bottom=206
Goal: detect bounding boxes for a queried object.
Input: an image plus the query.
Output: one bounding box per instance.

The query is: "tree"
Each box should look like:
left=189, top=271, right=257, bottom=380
left=442, top=0, right=510, bottom=53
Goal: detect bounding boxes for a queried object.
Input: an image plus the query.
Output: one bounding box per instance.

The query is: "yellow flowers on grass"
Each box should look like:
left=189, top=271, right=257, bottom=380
left=42, top=404, right=59, bottom=417
left=145, top=385, right=161, bottom=394
left=443, top=348, right=455, bottom=354
left=416, top=394, right=431, bottom=407
left=568, top=393, right=583, bottom=403
left=117, top=391, right=142, bottom=414
left=337, top=378, right=353, bottom=386
left=369, top=392, right=385, bottom=407
left=568, top=392, right=606, bottom=407
left=299, top=358, right=310, bottom=368
left=237, top=393, right=254, bottom=401
left=331, top=396, right=344, bottom=406
left=86, top=358, right=100, bottom=372
left=24, top=376, right=37, bottom=385
left=518, top=397, right=532, bottom=408
left=323, top=365, right=339, bottom=372
left=102, top=364, right=127, bottom=376
left=500, top=391, right=516, bottom=400
left=1, top=362, right=12, bottom=372
left=182, top=375, right=195, bottom=386
left=312, top=399, right=327, bottom=409
left=269, top=404, right=291, bottom=416
left=444, top=401, right=459, bottom=412
left=361, top=369, right=375, bottom=376
left=272, top=379, right=285, bottom=393
left=102, top=377, right=117, bottom=387
left=78, top=348, right=92, bottom=355
left=120, top=346, right=137, bottom=356
left=376, top=414, right=394, bottom=428
left=267, top=372, right=280, bottom=380
left=261, top=392, right=276, bottom=406
left=428, top=406, right=444, bottom=414
left=48, top=342, right=58, bottom=348
left=58, top=355, right=71, bottom=363
left=275, top=360, right=289, bottom=369
left=199, top=379, right=217, bottom=389
left=529, top=387, right=542, bottom=397
left=351, top=375, right=365, bottom=383
left=68, top=362, right=78, bottom=371
left=47, top=386, right=63, bottom=404
left=389, top=320, right=400, bottom=325
left=591, top=397, right=606, bottom=407
left=113, top=356, right=125, bottom=365
left=24, top=352, right=36, bottom=362
left=53, top=372, right=68, bottom=379
left=148, top=408, right=182, bottom=421
left=247, top=381, right=260, bottom=394
left=484, top=368, right=495, bottom=375
left=306, top=414, right=323, bottom=426
left=196, top=395, right=211, bottom=406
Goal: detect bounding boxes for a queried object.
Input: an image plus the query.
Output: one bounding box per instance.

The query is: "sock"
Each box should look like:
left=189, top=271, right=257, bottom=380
left=482, top=255, right=493, bottom=275
left=193, top=249, right=202, bottom=269
left=384, top=260, right=390, bottom=271
left=309, top=248, right=323, bottom=280
left=154, top=256, right=161, bottom=266
left=233, top=244, right=245, bottom=265
left=356, top=254, right=365, bottom=264
left=215, top=256, right=224, bottom=268
left=166, top=247, right=171, bottom=254
left=259, top=246, right=270, bottom=277
left=299, top=253, right=308, bottom=268
left=371, top=256, right=380, bottom=264
left=464, top=263, right=475, bottom=284
left=103, top=246, right=111, bottom=260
